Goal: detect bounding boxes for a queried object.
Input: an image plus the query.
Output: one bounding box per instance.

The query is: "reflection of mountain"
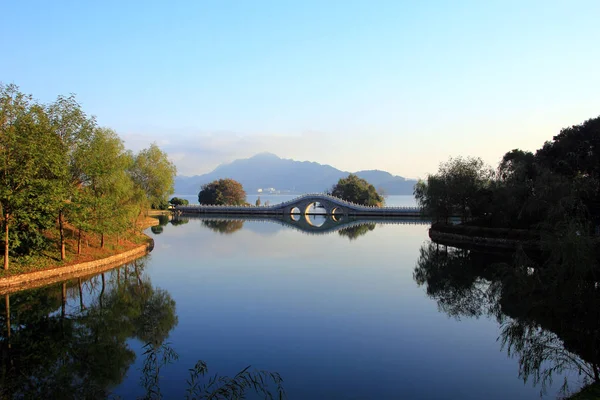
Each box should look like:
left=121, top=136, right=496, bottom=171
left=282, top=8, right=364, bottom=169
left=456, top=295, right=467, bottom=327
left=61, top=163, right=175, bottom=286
left=414, top=240, right=600, bottom=394
left=0, top=258, right=178, bottom=398
left=175, top=153, right=417, bottom=195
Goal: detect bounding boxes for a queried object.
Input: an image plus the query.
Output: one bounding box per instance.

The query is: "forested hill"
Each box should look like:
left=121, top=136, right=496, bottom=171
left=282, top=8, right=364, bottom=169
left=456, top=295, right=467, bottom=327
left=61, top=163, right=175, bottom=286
left=175, top=153, right=416, bottom=195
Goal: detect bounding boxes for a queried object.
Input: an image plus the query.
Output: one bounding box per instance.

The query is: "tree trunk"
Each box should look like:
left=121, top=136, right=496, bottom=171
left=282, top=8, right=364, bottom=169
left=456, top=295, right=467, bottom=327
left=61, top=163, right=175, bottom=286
left=59, top=210, right=66, bottom=260
left=101, top=233, right=104, bottom=249
left=4, top=213, right=9, bottom=270
left=77, top=229, right=82, bottom=255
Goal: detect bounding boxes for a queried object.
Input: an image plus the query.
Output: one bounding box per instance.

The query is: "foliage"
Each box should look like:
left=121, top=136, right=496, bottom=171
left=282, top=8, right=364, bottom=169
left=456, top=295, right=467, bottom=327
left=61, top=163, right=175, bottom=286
left=0, top=84, right=68, bottom=268
left=0, top=83, right=177, bottom=268
left=414, top=157, right=494, bottom=222
left=170, top=197, right=189, bottom=206
left=198, top=179, right=246, bottom=205
left=130, top=143, right=177, bottom=209
left=330, top=174, right=384, bottom=206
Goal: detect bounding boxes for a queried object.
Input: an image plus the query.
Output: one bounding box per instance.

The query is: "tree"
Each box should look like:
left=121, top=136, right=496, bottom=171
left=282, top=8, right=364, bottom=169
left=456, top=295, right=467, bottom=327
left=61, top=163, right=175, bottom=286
left=255, top=197, right=261, bottom=206
left=130, top=143, right=177, bottom=210
left=198, top=179, right=246, bottom=205
left=0, top=84, right=67, bottom=269
left=47, top=93, right=96, bottom=260
left=414, top=157, right=493, bottom=222
left=330, top=174, right=384, bottom=206
left=169, top=197, right=189, bottom=206
left=74, top=127, right=135, bottom=248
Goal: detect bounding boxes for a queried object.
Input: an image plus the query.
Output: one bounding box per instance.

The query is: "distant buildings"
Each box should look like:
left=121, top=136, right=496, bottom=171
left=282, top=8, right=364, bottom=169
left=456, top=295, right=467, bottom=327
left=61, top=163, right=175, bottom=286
left=257, top=188, right=277, bottom=194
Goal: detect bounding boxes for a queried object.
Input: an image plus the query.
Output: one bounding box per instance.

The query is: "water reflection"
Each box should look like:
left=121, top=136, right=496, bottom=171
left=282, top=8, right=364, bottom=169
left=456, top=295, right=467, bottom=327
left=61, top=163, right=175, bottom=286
left=414, top=240, right=600, bottom=395
left=201, top=219, right=245, bottom=235
left=0, top=258, right=178, bottom=398
left=337, top=223, right=376, bottom=240
left=182, top=214, right=428, bottom=238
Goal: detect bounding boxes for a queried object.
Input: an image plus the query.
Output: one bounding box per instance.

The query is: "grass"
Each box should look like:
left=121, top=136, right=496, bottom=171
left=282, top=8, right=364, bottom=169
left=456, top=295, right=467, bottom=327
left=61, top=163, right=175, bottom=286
left=0, top=216, right=158, bottom=279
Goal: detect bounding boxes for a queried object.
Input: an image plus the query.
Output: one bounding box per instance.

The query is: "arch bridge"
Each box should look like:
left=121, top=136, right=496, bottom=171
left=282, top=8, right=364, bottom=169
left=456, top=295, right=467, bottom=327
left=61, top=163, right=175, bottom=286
left=176, top=193, right=421, bottom=217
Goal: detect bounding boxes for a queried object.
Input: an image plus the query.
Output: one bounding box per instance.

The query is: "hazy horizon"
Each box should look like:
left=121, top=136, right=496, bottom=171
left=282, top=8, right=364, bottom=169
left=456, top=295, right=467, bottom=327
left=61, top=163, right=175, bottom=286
left=2, top=1, right=599, bottom=178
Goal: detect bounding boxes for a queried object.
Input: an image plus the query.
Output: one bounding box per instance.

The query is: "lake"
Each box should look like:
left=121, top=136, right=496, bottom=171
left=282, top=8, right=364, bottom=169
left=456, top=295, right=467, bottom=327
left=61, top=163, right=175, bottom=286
left=0, top=214, right=589, bottom=399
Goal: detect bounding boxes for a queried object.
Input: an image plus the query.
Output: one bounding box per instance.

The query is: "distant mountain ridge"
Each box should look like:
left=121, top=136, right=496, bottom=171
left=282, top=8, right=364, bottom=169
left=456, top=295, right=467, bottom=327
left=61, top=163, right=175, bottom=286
left=174, top=153, right=416, bottom=195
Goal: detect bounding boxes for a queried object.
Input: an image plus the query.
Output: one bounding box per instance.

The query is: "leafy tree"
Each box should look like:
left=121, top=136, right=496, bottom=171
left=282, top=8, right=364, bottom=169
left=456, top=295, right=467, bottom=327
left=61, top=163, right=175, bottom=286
left=46, top=93, right=95, bottom=260
left=414, top=157, right=493, bottom=222
left=0, top=84, right=67, bottom=269
left=330, top=174, right=383, bottom=206
left=198, top=179, right=246, bottom=205
left=74, top=127, right=135, bottom=248
left=130, top=143, right=177, bottom=210
left=255, top=196, right=261, bottom=206
left=169, top=197, right=189, bottom=206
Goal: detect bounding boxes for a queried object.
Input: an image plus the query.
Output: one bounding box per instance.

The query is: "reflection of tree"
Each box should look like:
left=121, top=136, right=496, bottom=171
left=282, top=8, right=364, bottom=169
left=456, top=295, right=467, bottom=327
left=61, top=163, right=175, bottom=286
left=151, top=225, right=164, bottom=235
left=201, top=220, right=244, bottom=235
left=413, top=242, right=503, bottom=319
left=337, top=223, right=376, bottom=240
left=170, top=217, right=189, bottom=226
left=0, top=258, right=178, bottom=398
left=156, top=214, right=169, bottom=226
left=414, top=237, right=600, bottom=395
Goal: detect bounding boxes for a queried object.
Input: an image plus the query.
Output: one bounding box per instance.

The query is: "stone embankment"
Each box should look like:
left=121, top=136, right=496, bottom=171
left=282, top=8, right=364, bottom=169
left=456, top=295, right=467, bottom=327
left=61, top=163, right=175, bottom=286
left=0, top=238, right=154, bottom=295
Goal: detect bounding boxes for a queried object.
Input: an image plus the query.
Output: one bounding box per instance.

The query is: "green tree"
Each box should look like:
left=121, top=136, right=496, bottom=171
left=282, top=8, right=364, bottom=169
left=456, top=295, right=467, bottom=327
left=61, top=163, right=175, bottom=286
left=130, top=143, right=177, bottom=210
left=198, top=178, right=246, bottom=205
left=46, top=93, right=95, bottom=260
left=330, top=174, right=384, bottom=206
left=414, top=157, right=493, bottom=222
left=74, top=127, right=135, bottom=248
left=0, top=84, right=67, bottom=269
left=169, top=197, right=189, bottom=206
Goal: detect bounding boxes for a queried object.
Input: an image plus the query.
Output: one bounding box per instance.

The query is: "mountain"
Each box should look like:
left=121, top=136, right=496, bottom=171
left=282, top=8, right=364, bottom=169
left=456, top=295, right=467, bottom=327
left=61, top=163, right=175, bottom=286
left=174, top=153, right=416, bottom=195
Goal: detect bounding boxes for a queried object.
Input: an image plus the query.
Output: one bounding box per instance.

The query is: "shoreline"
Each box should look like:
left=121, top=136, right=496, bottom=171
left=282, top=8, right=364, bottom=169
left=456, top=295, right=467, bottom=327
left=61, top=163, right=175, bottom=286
left=0, top=238, right=154, bottom=295
left=0, top=213, right=165, bottom=294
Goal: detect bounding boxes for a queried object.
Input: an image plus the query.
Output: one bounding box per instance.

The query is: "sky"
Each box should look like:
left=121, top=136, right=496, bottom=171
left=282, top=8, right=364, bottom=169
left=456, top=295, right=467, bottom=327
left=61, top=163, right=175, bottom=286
left=2, top=1, right=599, bottom=178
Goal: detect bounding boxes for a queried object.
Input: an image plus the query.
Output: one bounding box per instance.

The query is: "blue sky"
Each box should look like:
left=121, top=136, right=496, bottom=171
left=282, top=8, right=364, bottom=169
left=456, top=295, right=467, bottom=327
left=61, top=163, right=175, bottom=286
left=2, top=1, right=599, bottom=177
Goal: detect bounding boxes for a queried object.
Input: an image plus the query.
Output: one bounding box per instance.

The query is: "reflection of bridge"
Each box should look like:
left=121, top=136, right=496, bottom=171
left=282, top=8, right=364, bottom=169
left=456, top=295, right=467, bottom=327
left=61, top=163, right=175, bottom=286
left=182, top=214, right=429, bottom=236
left=177, top=193, right=420, bottom=217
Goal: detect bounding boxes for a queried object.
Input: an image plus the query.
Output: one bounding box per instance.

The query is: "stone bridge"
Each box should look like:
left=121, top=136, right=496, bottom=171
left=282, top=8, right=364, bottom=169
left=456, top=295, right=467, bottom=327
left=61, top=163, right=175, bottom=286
left=176, top=193, right=421, bottom=217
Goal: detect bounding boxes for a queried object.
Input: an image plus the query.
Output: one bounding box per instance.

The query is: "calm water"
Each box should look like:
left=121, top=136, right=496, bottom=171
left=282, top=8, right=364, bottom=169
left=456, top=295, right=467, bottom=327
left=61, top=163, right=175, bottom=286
left=0, top=215, right=590, bottom=399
